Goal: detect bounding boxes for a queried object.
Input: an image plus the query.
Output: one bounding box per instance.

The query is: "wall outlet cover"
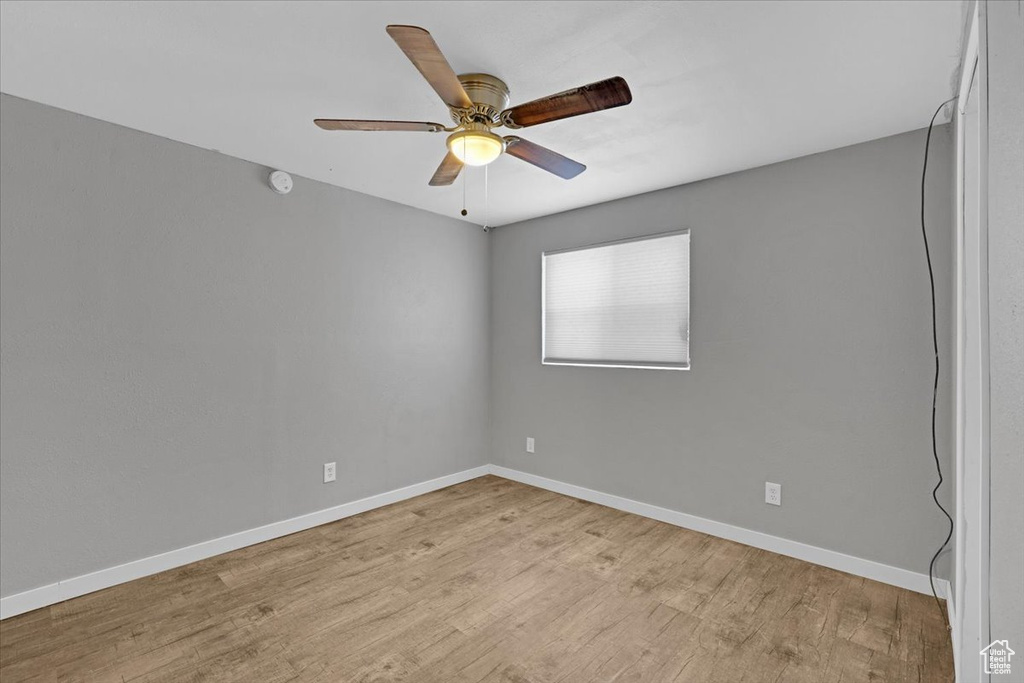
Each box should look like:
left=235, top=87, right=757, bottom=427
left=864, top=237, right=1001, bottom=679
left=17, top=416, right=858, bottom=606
left=526, top=437, right=535, bottom=454
left=324, top=462, right=337, bottom=483
left=765, top=482, right=781, bottom=506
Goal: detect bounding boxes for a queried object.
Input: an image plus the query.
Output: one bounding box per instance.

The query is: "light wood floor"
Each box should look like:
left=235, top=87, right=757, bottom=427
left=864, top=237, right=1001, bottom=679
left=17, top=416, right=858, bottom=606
left=0, top=475, right=952, bottom=682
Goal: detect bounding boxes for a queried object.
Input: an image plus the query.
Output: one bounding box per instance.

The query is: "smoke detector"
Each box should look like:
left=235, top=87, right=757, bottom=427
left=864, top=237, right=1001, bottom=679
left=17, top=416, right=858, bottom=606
left=268, top=170, right=293, bottom=194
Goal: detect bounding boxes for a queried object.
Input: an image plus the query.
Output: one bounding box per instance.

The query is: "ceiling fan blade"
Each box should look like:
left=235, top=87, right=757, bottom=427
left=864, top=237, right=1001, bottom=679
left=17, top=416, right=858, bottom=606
left=314, top=119, right=447, bottom=132
left=386, top=25, right=473, bottom=110
left=504, top=136, right=586, bottom=179
left=501, top=76, right=632, bottom=129
left=429, top=151, right=463, bottom=186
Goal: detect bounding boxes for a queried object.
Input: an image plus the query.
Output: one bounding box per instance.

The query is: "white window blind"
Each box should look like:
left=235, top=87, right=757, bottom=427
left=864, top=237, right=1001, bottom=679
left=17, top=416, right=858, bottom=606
left=542, top=231, right=690, bottom=370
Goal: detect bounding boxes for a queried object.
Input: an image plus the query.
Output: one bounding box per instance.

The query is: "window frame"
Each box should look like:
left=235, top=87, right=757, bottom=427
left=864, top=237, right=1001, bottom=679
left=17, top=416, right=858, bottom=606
left=541, top=228, right=691, bottom=371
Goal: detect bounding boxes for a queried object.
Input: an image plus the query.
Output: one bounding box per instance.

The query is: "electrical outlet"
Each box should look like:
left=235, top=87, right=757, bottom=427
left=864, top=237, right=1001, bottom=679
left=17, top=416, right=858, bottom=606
left=324, top=462, right=336, bottom=483
left=765, top=482, right=781, bottom=506
left=526, top=437, right=535, bottom=454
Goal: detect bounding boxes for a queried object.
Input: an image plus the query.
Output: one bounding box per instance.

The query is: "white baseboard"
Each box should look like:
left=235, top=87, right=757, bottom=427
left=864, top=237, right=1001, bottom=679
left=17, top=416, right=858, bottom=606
left=0, top=465, right=490, bottom=620
left=948, top=595, right=959, bottom=682
left=488, top=465, right=951, bottom=599
left=1, top=463, right=952, bottom=621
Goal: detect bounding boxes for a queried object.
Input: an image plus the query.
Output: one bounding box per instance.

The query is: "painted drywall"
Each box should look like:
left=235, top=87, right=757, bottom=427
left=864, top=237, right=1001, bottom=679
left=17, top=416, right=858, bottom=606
left=985, top=0, right=1024, bottom=656
left=0, top=94, right=490, bottom=599
left=490, top=127, right=955, bottom=576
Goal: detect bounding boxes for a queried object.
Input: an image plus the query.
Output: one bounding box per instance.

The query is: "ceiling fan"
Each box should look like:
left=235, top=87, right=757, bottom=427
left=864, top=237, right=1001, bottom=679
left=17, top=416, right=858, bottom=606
left=314, top=25, right=632, bottom=186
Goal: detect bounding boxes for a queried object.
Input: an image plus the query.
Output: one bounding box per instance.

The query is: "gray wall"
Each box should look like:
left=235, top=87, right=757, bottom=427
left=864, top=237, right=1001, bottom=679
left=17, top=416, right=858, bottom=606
left=0, top=91, right=963, bottom=602
left=490, top=127, right=954, bottom=576
left=985, top=0, right=1024, bottom=655
left=0, top=94, right=490, bottom=598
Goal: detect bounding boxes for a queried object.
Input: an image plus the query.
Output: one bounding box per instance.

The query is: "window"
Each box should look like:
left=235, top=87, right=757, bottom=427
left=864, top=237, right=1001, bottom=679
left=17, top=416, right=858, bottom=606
left=542, top=230, right=690, bottom=370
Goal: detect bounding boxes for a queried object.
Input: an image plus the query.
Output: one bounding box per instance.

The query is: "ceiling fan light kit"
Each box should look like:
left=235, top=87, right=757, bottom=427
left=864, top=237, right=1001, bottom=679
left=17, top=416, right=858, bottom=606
left=447, top=125, right=504, bottom=166
left=313, top=25, right=632, bottom=188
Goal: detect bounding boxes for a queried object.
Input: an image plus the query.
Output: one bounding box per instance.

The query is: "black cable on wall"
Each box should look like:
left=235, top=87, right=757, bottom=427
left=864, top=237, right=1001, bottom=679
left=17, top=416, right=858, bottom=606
left=920, top=96, right=957, bottom=633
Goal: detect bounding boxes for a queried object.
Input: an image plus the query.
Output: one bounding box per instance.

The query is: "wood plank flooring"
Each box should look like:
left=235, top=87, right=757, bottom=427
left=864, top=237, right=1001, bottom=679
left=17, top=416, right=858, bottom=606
left=0, top=475, right=953, bottom=682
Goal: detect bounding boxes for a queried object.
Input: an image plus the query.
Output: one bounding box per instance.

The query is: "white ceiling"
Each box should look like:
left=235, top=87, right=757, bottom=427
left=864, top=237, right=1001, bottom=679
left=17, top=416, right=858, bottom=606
left=0, top=1, right=964, bottom=227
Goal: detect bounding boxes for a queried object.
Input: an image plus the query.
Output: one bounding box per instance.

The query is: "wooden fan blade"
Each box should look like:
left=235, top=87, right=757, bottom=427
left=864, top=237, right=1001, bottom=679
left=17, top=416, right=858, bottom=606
left=504, top=136, right=586, bottom=179
left=501, top=76, right=632, bottom=129
left=314, top=119, right=446, bottom=132
left=429, top=151, right=463, bottom=186
left=386, top=25, right=473, bottom=109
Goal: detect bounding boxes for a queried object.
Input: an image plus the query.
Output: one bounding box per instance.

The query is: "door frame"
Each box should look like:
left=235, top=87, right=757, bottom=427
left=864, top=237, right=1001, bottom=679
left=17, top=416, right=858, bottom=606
left=953, top=2, right=990, bottom=681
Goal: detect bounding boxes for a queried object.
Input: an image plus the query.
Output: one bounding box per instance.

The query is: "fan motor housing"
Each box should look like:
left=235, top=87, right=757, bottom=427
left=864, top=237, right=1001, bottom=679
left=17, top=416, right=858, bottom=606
left=454, top=73, right=510, bottom=124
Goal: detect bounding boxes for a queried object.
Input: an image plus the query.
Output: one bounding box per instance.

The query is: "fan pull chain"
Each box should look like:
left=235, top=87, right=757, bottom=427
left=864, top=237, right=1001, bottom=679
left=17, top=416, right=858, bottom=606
left=460, top=137, right=468, bottom=217
left=484, top=164, right=489, bottom=229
